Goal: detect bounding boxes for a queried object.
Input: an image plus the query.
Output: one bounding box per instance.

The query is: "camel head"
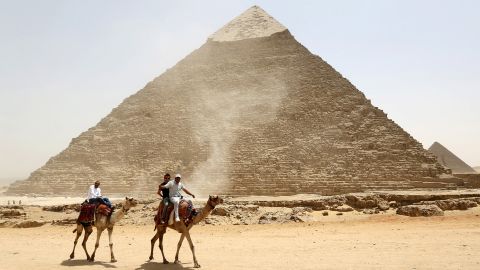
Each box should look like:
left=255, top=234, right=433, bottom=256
left=123, top=197, right=138, bottom=211
left=207, top=195, right=223, bottom=209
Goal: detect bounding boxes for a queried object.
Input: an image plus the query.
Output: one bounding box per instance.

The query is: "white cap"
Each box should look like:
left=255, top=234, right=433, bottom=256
left=175, top=174, right=182, bottom=178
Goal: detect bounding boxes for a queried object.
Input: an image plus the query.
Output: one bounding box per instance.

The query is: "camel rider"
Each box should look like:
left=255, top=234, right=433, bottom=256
left=87, top=180, right=112, bottom=208
left=161, top=174, right=195, bottom=222
left=157, top=173, right=171, bottom=223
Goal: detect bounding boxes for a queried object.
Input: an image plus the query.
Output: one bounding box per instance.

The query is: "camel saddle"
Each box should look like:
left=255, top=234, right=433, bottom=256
left=77, top=203, right=112, bottom=226
left=96, top=204, right=112, bottom=216
left=155, top=199, right=197, bottom=226
left=77, top=203, right=96, bottom=225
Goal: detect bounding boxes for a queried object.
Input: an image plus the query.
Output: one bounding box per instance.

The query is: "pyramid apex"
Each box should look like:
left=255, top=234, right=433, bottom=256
left=430, top=141, right=441, bottom=147
left=209, top=5, right=287, bottom=42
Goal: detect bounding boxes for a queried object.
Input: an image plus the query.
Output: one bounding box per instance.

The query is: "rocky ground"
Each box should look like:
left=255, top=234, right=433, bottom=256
left=2, top=190, right=480, bottom=228
left=2, top=190, right=480, bottom=269
left=1, top=204, right=480, bottom=269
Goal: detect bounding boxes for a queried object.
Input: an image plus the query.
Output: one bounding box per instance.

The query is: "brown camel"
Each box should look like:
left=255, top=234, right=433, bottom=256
left=149, top=195, right=223, bottom=268
left=69, top=197, right=138, bottom=262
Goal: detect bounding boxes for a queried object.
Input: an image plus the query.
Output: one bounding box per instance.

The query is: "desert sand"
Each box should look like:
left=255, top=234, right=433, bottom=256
left=1, top=206, right=480, bottom=270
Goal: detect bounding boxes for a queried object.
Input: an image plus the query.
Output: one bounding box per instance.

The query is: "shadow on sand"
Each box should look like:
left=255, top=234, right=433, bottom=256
left=60, top=259, right=117, bottom=268
left=134, top=261, right=194, bottom=270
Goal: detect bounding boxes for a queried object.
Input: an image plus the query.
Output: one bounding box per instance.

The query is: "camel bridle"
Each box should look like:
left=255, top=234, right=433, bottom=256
left=207, top=199, right=217, bottom=209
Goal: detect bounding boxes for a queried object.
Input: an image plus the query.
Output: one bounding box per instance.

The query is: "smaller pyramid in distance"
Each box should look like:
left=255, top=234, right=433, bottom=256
left=428, top=142, right=476, bottom=174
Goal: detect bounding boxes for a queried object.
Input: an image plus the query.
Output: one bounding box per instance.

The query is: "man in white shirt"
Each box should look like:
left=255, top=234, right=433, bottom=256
left=162, top=174, right=195, bottom=222
left=87, top=181, right=112, bottom=208
left=87, top=181, right=102, bottom=199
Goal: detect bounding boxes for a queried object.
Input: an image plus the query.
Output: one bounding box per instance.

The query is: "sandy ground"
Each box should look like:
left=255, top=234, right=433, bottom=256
left=1, top=208, right=480, bottom=270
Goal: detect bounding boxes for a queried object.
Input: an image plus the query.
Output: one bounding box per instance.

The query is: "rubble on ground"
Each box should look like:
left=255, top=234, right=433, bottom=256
left=396, top=205, right=444, bottom=217
left=2, top=191, right=480, bottom=228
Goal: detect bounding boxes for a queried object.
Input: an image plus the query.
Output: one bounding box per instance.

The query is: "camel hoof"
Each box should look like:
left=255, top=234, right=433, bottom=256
left=69, top=254, right=74, bottom=259
left=174, top=260, right=181, bottom=264
left=163, top=260, right=169, bottom=264
left=111, top=258, right=117, bottom=263
left=149, top=256, right=153, bottom=260
left=194, top=263, right=201, bottom=268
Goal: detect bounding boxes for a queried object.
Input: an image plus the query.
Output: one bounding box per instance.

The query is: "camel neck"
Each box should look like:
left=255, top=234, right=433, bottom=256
left=110, top=206, right=126, bottom=224
left=192, top=201, right=214, bottom=225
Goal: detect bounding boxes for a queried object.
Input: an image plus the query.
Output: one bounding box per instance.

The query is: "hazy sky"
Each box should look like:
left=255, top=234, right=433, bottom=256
left=1, top=1, right=479, bottom=183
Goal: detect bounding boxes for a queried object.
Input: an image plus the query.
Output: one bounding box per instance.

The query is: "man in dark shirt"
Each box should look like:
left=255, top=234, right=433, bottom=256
left=157, top=173, right=171, bottom=223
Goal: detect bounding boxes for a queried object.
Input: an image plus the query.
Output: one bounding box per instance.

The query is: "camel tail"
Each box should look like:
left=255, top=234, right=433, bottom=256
left=72, top=228, right=77, bottom=233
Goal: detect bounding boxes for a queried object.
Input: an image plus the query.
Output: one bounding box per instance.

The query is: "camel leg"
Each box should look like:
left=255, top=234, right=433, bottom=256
left=107, top=227, right=117, bottom=262
left=149, top=230, right=159, bottom=260
left=174, top=234, right=185, bottom=264
left=185, top=231, right=200, bottom=268
left=81, top=225, right=93, bottom=261
left=70, top=224, right=83, bottom=259
left=159, top=230, right=169, bottom=264
left=89, top=228, right=103, bottom=262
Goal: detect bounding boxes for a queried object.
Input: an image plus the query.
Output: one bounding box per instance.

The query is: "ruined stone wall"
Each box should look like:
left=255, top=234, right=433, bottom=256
left=453, top=174, right=480, bottom=188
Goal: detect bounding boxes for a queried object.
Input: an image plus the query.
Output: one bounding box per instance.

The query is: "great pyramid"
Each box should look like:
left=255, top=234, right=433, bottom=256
left=7, top=6, right=449, bottom=197
left=428, top=142, right=476, bottom=174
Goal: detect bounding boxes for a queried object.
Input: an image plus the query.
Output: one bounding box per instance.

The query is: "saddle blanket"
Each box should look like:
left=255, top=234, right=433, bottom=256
left=78, top=203, right=96, bottom=223
left=155, top=199, right=198, bottom=226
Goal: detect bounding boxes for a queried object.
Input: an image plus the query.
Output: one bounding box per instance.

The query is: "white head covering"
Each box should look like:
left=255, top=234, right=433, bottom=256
left=175, top=174, right=182, bottom=178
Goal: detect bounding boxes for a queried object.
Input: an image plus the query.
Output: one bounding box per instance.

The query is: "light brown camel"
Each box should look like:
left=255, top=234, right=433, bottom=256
left=149, top=195, right=223, bottom=268
left=69, top=197, right=138, bottom=262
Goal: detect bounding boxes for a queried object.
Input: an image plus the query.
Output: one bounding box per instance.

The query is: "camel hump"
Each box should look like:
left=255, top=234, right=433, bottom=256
left=179, top=199, right=190, bottom=208
left=179, top=199, right=197, bottom=221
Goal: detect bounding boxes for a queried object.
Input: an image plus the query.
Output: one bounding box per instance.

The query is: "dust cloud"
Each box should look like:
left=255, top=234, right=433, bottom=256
left=189, top=77, right=287, bottom=196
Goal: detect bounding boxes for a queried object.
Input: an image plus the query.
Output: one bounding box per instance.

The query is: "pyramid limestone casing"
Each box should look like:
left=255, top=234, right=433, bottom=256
left=7, top=7, right=449, bottom=197
left=209, top=6, right=287, bottom=42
